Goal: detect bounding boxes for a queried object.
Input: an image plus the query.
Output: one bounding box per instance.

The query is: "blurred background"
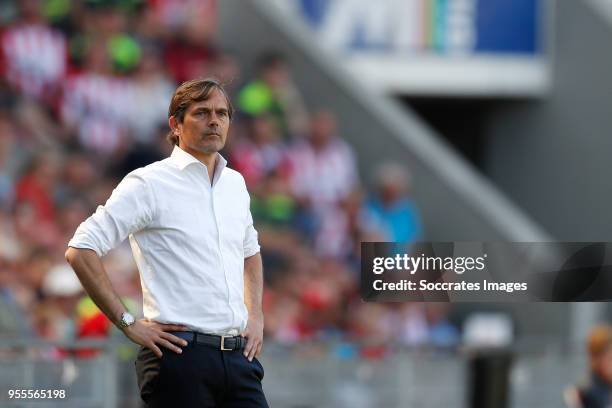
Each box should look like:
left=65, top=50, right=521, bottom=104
left=0, top=0, right=611, bottom=407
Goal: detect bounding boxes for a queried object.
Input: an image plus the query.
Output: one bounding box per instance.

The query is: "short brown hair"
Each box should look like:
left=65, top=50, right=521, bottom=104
left=587, top=325, right=612, bottom=358
left=166, top=78, right=234, bottom=146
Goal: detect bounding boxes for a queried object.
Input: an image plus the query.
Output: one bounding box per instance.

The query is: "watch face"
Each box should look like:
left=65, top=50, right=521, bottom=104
left=122, top=313, right=135, bottom=326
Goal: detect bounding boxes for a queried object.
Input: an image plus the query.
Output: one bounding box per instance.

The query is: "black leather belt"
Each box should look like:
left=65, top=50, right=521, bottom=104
left=170, top=331, right=246, bottom=351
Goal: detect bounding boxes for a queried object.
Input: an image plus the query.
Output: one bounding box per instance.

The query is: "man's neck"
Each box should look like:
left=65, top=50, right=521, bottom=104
left=180, top=144, right=218, bottom=185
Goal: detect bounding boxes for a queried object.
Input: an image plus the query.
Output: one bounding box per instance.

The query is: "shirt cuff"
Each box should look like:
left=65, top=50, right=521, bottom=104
left=67, top=240, right=105, bottom=258
left=244, top=244, right=260, bottom=258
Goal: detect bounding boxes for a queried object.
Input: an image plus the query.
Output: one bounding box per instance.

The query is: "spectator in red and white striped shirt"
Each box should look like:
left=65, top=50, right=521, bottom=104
left=286, top=110, right=359, bottom=258
left=287, top=110, right=358, bottom=212
left=60, top=42, right=134, bottom=155
left=1, top=0, right=67, bottom=104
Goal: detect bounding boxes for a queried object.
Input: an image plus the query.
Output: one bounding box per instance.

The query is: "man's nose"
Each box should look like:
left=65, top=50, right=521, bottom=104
left=208, top=112, right=220, bottom=126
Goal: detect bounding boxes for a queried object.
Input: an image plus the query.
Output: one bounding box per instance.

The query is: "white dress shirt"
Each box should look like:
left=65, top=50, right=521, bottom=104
left=68, top=146, right=260, bottom=335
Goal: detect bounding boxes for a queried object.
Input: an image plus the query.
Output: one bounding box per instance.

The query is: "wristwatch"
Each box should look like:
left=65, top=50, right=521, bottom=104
left=118, top=312, right=135, bottom=329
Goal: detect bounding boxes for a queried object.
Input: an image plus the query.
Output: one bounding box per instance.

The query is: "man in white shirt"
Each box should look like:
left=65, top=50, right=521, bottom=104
left=65, top=79, right=268, bottom=407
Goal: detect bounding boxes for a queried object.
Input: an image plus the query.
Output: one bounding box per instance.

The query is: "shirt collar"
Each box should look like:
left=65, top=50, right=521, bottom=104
left=170, top=145, right=227, bottom=175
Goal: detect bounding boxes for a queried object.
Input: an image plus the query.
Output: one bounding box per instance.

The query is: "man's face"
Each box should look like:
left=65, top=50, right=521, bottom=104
left=309, top=111, right=336, bottom=148
left=175, top=89, right=230, bottom=155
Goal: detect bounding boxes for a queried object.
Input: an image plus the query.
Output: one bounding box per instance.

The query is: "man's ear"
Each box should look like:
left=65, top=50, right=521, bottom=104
left=168, top=116, right=180, bottom=135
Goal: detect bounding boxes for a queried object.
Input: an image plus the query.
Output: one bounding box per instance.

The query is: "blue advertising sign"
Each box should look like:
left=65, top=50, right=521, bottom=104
left=296, top=0, right=541, bottom=55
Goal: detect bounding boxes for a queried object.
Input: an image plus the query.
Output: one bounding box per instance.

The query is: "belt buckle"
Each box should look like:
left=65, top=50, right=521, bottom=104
left=220, top=335, right=232, bottom=351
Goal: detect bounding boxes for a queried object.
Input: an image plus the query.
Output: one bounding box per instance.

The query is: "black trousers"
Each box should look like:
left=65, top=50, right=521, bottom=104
left=135, top=338, right=269, bottom=407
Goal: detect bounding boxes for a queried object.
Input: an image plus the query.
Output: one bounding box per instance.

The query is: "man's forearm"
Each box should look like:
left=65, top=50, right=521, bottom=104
left=65, top=247, right=127, bottom=327
left=244, top=252, right=264, bottom=317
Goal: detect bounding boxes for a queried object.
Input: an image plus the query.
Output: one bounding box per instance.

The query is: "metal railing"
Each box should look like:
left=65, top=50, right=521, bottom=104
left=0, top=337, right=589, bottom=408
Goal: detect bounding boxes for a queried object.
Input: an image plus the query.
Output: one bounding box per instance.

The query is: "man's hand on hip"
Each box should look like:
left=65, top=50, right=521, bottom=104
left=240, top=313, right=264, bottom=361
left=123, top=318, right=189, bottom=358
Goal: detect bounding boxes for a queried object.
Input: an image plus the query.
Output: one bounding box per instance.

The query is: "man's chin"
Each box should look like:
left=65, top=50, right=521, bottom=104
left=197, top=142, right=224, bottom=154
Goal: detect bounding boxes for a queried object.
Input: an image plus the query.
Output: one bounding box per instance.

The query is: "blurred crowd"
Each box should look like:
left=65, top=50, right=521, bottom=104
left=0, top=0, right=456, bottom=356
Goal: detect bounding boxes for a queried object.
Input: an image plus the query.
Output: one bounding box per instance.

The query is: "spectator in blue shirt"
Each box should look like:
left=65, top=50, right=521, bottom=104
left=363, top=162, right=422, bottom=243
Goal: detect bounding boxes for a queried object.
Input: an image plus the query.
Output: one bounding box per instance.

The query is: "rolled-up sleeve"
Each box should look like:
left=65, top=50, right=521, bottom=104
left=243, top=197, right=260, bottom=258
left=68, top=171, right=155, bottom=257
